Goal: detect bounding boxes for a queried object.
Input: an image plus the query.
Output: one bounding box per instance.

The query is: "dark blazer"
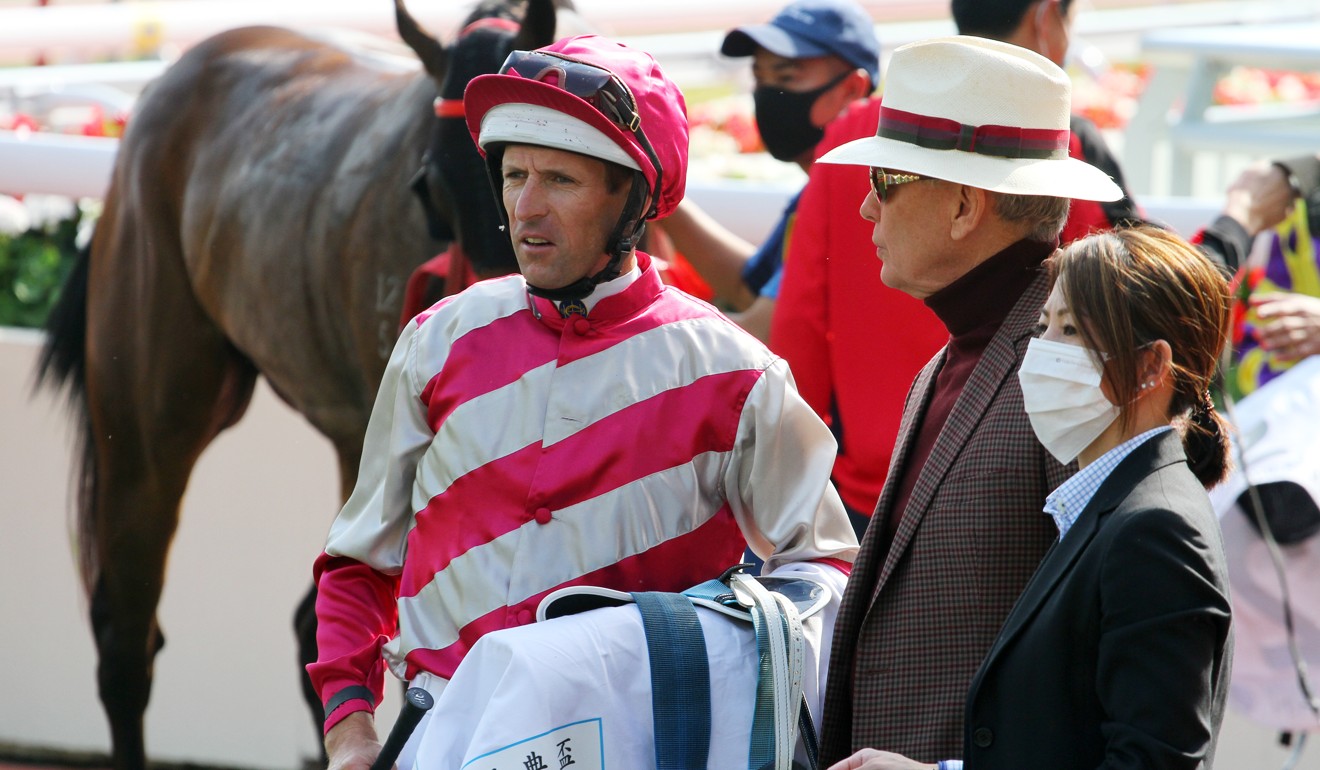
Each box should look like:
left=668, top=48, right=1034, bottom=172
left=820, top=266, right=1071, bottom=764
left=963, top=431, right=1233, bottom=770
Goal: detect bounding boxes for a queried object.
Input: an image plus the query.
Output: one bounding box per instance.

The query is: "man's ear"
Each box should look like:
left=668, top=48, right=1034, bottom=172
left=812, top=69, right=872, bottom=127
left=841, top=68, right=873, bottom=100
left=1034, top=0, right=1070, bottom=67
left=949, top=184, right=989, bottom=241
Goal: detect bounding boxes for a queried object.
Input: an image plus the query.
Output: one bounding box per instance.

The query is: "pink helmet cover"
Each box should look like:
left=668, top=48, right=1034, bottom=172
left=464, top=35, right=689, bottom=220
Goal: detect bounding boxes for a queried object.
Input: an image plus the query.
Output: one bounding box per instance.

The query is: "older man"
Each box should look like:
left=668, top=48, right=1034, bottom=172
left=306, top=34, right=857, bottom=770
left=812, top=36, right=1124, bottom=766
left=770, top=0, right=1148, bottom=540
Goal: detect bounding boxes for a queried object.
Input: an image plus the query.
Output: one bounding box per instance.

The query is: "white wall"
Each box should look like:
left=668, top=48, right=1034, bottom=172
left=0, top=327, right=402, bottom=769
left=2, top=325, right=1318, bottom=770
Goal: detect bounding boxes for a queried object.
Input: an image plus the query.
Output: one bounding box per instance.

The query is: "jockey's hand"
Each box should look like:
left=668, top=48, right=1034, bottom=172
left=826, top=748, right=938, bottom=770
left=326, top=711, right=384, bottom=770
left=1252, top=292, right=1320, bottom=362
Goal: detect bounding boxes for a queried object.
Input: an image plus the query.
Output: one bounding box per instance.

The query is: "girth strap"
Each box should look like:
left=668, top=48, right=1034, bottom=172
left=632, top=591, right=712, bottom=770
left=732, top=572, right=806, bottom=770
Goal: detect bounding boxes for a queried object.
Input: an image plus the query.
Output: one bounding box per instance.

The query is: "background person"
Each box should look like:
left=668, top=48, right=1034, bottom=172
left=307, top=35, right=857, bottom=770
left=1184, top=154, right=1320, bottom=399
left=1195, top=158, right=1298, bottom=274
left=656, top=0, right=878, bottom=341
left=770, top=0, right=1143, bottom=536
left=809, top=36, right=1125, bottom=765
left=1194, top=155, right=1320, bottom=747
left=831, top=225, right=1235, bottom=770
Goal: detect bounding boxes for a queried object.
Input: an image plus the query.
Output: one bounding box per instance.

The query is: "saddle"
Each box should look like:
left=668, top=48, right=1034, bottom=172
left=538, top=565, right=826, bottom=770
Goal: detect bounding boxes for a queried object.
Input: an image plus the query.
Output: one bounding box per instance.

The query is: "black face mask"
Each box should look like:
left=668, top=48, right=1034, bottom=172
left=753, top=70, right=851, bottom=162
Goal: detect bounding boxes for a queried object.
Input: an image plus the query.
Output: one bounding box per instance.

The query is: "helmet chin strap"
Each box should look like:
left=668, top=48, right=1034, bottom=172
left=524, top=171, right=650, bottom=304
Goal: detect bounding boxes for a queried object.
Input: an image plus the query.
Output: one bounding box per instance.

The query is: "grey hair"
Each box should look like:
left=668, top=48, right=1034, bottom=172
left=993, top=192, right=1071, bottom=242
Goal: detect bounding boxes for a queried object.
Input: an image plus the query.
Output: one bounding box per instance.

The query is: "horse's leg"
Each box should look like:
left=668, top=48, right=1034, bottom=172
left=294, top=441, right=362, bottom=761
left=83, top=217, right=257, bottom=770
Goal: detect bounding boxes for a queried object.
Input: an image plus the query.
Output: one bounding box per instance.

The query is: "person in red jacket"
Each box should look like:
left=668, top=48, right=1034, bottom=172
left=771, top=0, right=1142, bottom=537
left=657, top=0, right=880, bottom=342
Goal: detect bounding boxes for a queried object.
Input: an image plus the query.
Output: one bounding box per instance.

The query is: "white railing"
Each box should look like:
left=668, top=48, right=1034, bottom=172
left=0, top=129, right=117, bottom=199
left=7, top=0, right=1299, bottom=233
left=0, top=0, right=933, bottom=63
left=2, top=0, right=1310, bottom=69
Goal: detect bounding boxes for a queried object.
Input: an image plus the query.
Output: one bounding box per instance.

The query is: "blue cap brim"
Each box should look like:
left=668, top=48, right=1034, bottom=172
left=721, top=25, right=835, bottom=60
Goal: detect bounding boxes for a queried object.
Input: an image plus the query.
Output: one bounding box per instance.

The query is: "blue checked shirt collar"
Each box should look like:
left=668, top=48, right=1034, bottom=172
left=1044, top=426, right=1172, bottom=539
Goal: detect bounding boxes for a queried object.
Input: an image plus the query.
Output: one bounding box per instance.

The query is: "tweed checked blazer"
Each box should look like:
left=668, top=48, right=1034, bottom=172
left=819, top=263, right=1071, bottom=765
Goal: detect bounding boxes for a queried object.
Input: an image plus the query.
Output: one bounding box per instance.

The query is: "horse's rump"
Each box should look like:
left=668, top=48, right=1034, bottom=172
left=33, top=2, right=568, bottom=765
left=130, top=27, right=435, bottom=421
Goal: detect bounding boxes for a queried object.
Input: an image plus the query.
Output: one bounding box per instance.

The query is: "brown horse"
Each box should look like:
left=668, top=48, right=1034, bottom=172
left=34, top=0, right=570, bottom=767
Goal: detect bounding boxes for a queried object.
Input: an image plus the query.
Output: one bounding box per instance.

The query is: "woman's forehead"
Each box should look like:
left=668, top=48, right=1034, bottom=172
left=1042, top=282, right=1073, bottom=314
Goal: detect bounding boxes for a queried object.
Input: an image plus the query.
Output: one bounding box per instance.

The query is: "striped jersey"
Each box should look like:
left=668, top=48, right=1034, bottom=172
left=309, top=255, right=856, bottom=728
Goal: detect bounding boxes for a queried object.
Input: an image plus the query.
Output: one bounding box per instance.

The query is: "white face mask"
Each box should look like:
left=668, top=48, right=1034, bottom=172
left=1018, top=337, right=1120, bottom=465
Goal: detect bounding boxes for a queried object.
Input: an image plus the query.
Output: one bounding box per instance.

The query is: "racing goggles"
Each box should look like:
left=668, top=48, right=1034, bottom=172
left=500, top=49, right=663, bottom=217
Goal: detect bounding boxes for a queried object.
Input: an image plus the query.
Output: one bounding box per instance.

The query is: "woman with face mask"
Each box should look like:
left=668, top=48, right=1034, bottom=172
left=830, top=224, right=1235, bottom=770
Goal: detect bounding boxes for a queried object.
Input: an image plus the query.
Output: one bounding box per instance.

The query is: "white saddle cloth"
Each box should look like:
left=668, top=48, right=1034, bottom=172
left=404, top=562, right=845, bottom=770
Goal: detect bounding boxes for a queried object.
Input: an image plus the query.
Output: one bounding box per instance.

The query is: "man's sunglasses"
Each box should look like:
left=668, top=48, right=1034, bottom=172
left=501, top=49, right=663, bottom=217
left=869, top=167, right=926, bottom=203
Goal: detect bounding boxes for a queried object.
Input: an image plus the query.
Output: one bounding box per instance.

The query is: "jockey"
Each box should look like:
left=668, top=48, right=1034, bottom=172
left=464, top=34, right=684, bottom=304
left=308, top=34, right=857, bottom=770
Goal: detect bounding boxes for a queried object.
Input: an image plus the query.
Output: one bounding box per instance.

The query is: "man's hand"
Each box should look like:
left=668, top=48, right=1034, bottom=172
left=826, top=748, right=938, bottom=770
left=325, top=711, right=383, bottom=770
left=1252, top=292, right=1320, bottom=362
left=1222, top=161, right=1296, bottom=237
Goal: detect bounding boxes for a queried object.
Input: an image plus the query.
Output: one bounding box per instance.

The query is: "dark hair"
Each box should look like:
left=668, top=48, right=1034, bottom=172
left=603, top=160, right=636, bottom=195
left=1052, top=225, right=1233, bottom=488
left=952, top=0, right=1075, bottom=39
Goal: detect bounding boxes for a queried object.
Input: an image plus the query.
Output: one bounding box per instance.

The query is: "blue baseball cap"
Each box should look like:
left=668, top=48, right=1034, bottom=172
left=721, top=0, right=881, bottom=86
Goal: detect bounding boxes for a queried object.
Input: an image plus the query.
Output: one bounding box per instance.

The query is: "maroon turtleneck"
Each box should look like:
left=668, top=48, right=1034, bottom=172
left=880, top=238, right=1054, bottom=549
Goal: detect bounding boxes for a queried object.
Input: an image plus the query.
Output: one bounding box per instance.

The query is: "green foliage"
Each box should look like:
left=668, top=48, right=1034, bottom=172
left=0, top=208, right=80, bottom=329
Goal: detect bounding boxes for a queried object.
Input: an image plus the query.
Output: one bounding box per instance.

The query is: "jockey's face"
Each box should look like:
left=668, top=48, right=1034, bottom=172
left=500, top=144, right=633, bottom=290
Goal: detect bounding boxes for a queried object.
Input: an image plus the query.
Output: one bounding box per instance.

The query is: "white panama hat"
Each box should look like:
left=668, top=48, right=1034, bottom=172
left=819, top=35, right=1123, bottom=202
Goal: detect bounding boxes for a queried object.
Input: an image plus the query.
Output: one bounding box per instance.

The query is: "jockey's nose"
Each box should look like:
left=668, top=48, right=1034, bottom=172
left=508, top=176, right=549, bottom=223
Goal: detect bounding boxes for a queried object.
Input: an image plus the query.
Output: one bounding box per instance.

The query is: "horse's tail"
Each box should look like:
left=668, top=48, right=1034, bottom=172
left=35, top=236, right=88, bottom=397
left=34, top=237, right=98, bottom=596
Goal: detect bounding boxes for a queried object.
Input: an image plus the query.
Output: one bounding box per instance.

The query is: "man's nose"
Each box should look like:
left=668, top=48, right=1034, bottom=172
left=860, top=189, right=881, bottom=223
left=511, top=179, right=547, bottom=221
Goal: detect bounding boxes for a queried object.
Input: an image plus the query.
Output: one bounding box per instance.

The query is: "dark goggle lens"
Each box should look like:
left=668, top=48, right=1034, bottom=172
left=501, top=51, right=638, bottom=130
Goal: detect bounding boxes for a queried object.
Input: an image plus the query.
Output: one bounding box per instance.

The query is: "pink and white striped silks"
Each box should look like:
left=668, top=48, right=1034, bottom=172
left=309, top=254, right=856, bottom=730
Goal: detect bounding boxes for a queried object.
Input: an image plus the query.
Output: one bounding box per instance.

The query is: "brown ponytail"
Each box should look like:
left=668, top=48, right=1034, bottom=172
left=1183, top=389, right=1232, bottom=488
